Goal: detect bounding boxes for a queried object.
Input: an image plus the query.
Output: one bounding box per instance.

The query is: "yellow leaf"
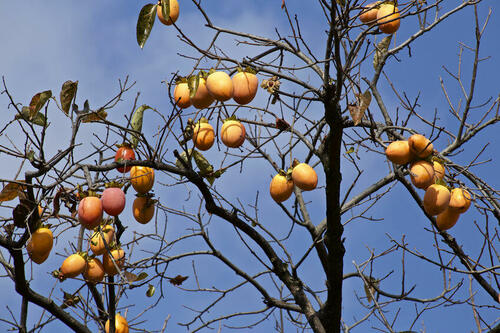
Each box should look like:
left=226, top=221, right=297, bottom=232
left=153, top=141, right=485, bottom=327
left=0, top=182, right=26, bottom=202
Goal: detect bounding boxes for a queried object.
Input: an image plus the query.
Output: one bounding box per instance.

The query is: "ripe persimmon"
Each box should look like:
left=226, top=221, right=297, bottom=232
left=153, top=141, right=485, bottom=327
left=433, top=161, right=445, bottom=181
left=292, top=163, right=318, bottom=191
left=377, top=3, right=400, bottom=34
left=60, top=253, right=87, bottom=279
left=448, top=188, right=471, bottom=213
left=130, top=166, right=155, bottom=194
left=173, top=81, right=192, bottom=109
left=192, top=119, right=215, bottom=151
left=101, top=187, right=126, bottom=216
left=78, top=196, right=103, bottom=230
left=27, top=227, right=53, bottom=264
left=270, top=172, right=294, bottom=203
left=190, top=77, right=215, bottom=109
left=385, top=140, right=412, bottom=165
left=105, top=313, right=129, bottom=333
left=436, top=207, right=461, bottom=231
left=157, top=0, right=179, bottom=26
left=359, top=2, right=380, bottom=24
left=232, top=71, right=259, bottom=105
left=206, top=71, right=234, bottom=102
left=423, top=184, right=451, bottom=216
left=220, top=119, right=246, bottom=148
left=408, top=134, right=433, bottom=159
left=132, top=196, right=155, bottom=224
left=103, top=247, right=125, bottom=276
left=115, top=145, right=135, bottom=173
left=83, top=257, right=105, bottom=283
left=409, top=161, right=435, bottom=189
left=90, top=224, right=115, bottom=255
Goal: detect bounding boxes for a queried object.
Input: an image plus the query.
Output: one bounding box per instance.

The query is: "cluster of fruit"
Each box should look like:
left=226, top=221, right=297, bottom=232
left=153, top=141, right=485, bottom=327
left=385, top=134, right=472, bottom=230
left=270, top=162, right=318, bottom=203
left=359, top=1, right=401, bottom=34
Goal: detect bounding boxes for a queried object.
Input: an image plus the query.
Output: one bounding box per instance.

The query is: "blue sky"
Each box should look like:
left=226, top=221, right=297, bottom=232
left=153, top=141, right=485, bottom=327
left=0, top=1, right=499, bottom=332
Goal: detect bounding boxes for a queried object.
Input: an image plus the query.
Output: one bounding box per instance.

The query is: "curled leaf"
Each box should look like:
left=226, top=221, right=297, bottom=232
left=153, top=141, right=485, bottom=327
left=160, top=0, right=171, bottom=23
left=146, top=284, right=155, bottom=297
left=81, top=108, right=107, bottom=123
left=169, top=275, right=188, bottom=286
left=373, top=35, right=392, bottom=70
left=29, top=90, right=52, bottom=117
left=192, top=150, right=213, bottom=176
left=0, top=182, right=26, bottom=202
left=137, top=4, right=157, bottom=49
left=187, top=75, right=200, bottom=99
left=349, top=90, right=371, bottom=125
left=60, top=80, right=78, bottom=115
left=129, top=104, right=151, bottom=149
left=15, top=107, right=49, bottom=127
left=175, top=149, right=193, bottom=171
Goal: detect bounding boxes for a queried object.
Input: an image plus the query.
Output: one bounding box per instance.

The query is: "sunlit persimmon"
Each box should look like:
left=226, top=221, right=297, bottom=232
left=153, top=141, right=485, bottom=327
left=410, top=161, right=435, bottom=189
left=220, top=119, right=246, bottom=148
left=101, top=187, right=126, bottom=216
left=408, top=134, right=433, bottom=159
left=190, top=78, right=215, bottom=109
left=27, top=227, right=53, bottom=264
left=192, top=120, right=215, bottom=151
left=232, top=71, right=258, bottom=105
left=173, top=81, right=192, bottom=109
left=60, top=253, right=87, bottom=279
left=377, top=3, right=400, bottom=34
left=157, top=0, right=179, bottom=26
left=132, top=196, right=155, bottom=224
left=292, top=163, right=318, bottom=191
left=423, top=184, right=451, bottom=216
left=130, top=166, right=155, bottom=194
left=270, top=173, right=294, bottom=203
left=103, top=248, right=125, bottom=276
left=385, top=140, right=412, bottom=165
left=78, top=196, right=103, bottom=230
left=83, top=257, right=105, bottom=283
left=90, top=224, right=115, bottom=255
left=206, top=71, right=233, bottom=102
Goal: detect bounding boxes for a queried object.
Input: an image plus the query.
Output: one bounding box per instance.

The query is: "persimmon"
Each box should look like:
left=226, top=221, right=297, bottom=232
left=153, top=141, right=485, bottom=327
left=90, top=224, right=115, bottom=255
left=190, top=77, right=215, bottom=109
left=408, top=134, right=433, bottom=159
left=206, top=71, right=233, bottom=102
left=173, top=81, right=192, bottom=108
left=385, top=140, right=412, bottom=165
left=130, top=166, right=155, bottom=194
left=192, top=119, right=215, bottom=151
left=83, top=257, right=105, bottom=283
left=78, top=196, right=103, bottom=230
left=115, top=145, right=135, bottom=173
left=101, top=187, right=126, bottom=216
left=377, top=3, right=400, bottom=34
left=433, top=161, right=445, bottom=181
left=105, top=313, right=129, bottom=333
left=132, top=196, right=155, bottom=224
left=270, top=172, right=294, bottom=203
left=359, top=2, right=380, bottom=24
left=423, top=184, right=451, bottom=216
left=409, top=161, right=435, bottom=189
left=220, top=119, right=246, bottom=148
left=448, top=188, right=471, bottom=213
left=103, top=247, right=125, bottom=276
left=157, top=0, right=179, bottom=26
left=27, top=227, right=53, bottom=264
left=60, top=253, right=87, bottom=279
left=232, top=71, right=258, bottom=105
left=436, top=207, right=461, bottom=231
left=292, top=163, right=318, bottom=191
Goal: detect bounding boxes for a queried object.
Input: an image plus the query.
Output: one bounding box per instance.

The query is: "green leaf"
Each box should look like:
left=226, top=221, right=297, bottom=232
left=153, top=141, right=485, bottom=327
left=175, top=149, right=193, bottom=171
left=26, top=150, right=35, bottom=162
left=129, top=104, right=152, bottom=149
left=160, top=0, right=170, bottom=23
left=60, top=80, right=78, bottom=115
left=29, top=90, right=52, bottom=117
left=136, top=272, right=149, bottom=281
left=187, top=75, right=200, bottom=99
left=136, top=4, right=157, bottom=49
left=146, top=284, right=155, bottom=297
left=192, top=150, right=213, bottom=176
left=346, top=147, right=355, bottom=154
left=373, top=35, right=392, bottom=70
left=15, top=107, right=48, bottom=127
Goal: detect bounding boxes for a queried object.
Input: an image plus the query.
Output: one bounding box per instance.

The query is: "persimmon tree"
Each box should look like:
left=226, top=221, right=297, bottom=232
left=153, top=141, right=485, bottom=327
left=0, top=1, right=499, bottom=332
